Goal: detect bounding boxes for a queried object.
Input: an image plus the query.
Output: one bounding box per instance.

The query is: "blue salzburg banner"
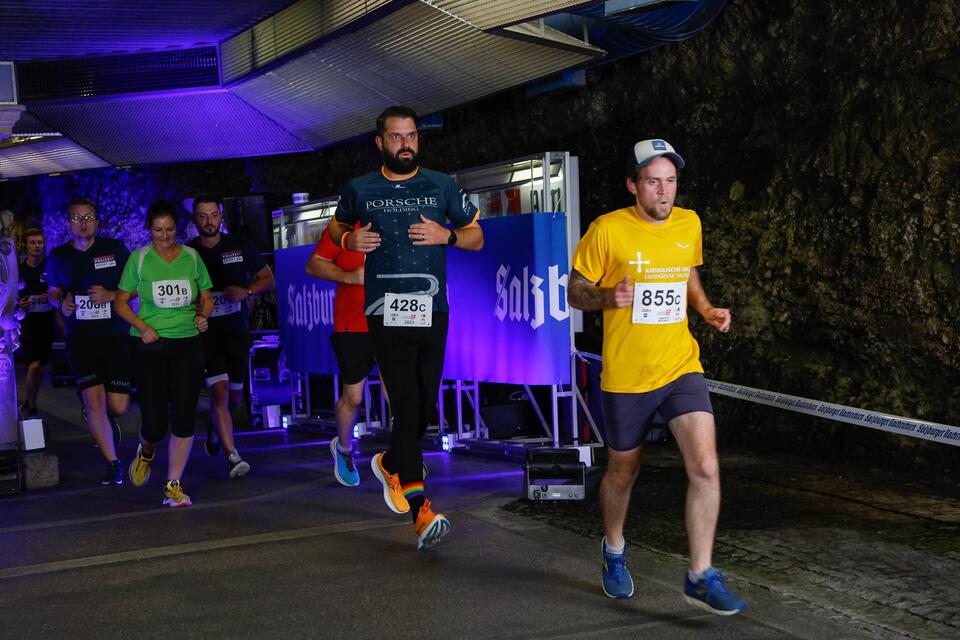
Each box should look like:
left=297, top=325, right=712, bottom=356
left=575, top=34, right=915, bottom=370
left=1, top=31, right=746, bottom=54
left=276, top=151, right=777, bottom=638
left=275, top=213, right=572, bottom=384
left=446, top=212, right=572, bottom=385
left=275, top=244, right=339, bottom=375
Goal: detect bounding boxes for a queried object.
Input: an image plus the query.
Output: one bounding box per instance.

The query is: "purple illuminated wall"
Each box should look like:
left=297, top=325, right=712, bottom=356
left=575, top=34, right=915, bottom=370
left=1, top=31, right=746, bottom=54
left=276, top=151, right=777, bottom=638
left=26, top=164, right=252, bottom=251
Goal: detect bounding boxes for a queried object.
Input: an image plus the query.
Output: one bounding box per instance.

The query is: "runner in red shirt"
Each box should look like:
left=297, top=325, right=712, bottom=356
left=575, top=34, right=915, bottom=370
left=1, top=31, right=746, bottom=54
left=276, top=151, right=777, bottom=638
left=305, top=222, right=371, bottom=487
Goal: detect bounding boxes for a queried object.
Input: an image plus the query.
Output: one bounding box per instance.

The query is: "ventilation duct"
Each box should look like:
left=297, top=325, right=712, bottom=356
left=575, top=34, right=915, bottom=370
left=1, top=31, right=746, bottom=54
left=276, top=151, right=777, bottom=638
left=17, top=47, right=220, bottom=102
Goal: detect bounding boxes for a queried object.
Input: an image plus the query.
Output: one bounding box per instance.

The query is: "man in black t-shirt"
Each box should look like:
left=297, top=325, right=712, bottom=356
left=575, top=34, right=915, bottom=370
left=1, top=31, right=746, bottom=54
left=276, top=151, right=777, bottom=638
left=328, top=105, right=484, bottom=550
left=16, top=228, right=54, bottom=417
left=189, top=194, right=274, bottom=479
left=46, top=198, right=131, bottom=485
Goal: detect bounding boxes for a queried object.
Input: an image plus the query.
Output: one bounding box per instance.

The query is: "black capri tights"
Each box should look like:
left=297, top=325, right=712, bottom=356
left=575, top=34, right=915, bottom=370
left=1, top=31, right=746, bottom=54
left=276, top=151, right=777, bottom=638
left=368, top=313, right=448, bottom=486
left=135, top=336, right=204, bottom=441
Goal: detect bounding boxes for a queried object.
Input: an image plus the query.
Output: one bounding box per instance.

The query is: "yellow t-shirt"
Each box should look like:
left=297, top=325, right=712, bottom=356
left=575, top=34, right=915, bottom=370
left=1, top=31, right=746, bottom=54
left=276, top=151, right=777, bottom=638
left=572, top=206, right=704, bottom=393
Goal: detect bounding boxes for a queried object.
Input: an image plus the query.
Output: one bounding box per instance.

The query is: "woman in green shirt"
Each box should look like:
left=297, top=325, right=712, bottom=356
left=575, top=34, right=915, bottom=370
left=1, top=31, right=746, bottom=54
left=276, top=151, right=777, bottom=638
left=114, top=201, right=213, bottom=507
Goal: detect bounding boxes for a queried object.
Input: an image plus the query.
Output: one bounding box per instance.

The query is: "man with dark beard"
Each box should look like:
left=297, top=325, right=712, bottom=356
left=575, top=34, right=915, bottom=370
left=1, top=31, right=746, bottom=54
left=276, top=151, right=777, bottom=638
left=188, top=194, right=274, bottom=478
left=326, top=105, right=484, bottom=550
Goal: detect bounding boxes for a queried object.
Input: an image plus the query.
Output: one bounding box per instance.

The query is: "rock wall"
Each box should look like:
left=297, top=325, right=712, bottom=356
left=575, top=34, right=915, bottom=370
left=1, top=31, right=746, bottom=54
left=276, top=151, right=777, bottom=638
left=3, top=0, right=957, bottom=474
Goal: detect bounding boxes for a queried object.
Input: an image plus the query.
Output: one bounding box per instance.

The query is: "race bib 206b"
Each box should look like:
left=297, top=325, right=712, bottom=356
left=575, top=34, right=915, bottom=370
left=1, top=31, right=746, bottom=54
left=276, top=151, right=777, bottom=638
left=75, top=294, right=111, bottom=320
left=210, top=290, right=242, bottom=317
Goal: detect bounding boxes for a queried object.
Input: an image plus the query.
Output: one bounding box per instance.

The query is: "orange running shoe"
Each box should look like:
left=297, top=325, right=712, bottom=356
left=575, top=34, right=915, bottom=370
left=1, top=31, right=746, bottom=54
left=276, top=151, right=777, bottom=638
left=415, top=499, right=451, bottom=550
left=371, top=452, right=410, bottom=514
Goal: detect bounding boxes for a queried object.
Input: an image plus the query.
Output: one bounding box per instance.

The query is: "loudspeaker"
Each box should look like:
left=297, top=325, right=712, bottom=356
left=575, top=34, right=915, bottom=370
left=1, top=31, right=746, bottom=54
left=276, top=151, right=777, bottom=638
left=222, top=194, right=275, bottom=254
left=480, top=401, right=540, bottom=439
left=524, top=448, right=585, bottom=501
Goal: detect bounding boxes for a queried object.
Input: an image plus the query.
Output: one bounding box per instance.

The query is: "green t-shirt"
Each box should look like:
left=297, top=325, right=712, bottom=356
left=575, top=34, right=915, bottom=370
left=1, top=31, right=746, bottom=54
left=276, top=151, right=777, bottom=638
left=118, top=244, right=213, bottom=339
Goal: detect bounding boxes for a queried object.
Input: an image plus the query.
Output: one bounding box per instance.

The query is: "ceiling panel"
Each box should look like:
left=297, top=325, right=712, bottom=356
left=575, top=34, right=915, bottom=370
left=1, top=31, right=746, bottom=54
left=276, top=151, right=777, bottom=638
left=233, top=1, right=602, bottom=148
left=28, top=91, right=312, bottom=165
left=221, top=0, right=396, bottom=83
left=0, top=137, right=109, bottom=178
left=431, top=0, right=594, bottom=30
left=0, top=0, right=294, bottom=61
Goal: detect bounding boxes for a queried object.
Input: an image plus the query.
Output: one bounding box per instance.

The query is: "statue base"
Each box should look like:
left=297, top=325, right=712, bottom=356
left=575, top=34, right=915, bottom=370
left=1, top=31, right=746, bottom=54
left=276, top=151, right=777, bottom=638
left=22, top=451, right=59, bottom=489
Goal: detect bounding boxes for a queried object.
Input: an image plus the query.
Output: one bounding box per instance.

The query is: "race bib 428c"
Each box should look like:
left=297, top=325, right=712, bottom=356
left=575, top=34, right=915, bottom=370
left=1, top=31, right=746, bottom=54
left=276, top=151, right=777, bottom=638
left=383, top=293, right=432, bottom=327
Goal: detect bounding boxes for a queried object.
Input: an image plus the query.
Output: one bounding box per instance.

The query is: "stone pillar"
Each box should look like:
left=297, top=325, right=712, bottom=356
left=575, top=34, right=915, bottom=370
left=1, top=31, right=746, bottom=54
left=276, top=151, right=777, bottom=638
left=0, top=236, right=22, bottom=450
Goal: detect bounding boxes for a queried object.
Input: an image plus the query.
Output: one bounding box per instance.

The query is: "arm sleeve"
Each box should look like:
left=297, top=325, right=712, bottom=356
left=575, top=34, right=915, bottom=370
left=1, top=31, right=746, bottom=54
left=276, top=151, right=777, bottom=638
left=312, top=227, right=340, bottom=261
left=117, top=250, right=140, bottom=293
left=692, top=213, right=704, bottom=267
left=444, top=177, right=480, bottom=228
left=116, top=244, right=131, bottom=272
left=333, top=182, right=359, bottom=226
left=571, top=221, right=608, bottom=285
left=243, top=239, right=267, bottom=273
left=43, top=254, right=62, bottom=289
left=196, top=255, right=213, bottom=291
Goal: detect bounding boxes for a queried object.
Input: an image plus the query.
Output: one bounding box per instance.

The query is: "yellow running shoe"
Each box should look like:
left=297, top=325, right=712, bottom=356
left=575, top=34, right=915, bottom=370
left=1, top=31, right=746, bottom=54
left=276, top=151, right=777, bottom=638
left=415, top=499, right=451, bottom=550
left=163, top=480, right=192, bottom=508
left=128, top=444, right=153, bottom=487
left=370, top=452, right=409, bottom=514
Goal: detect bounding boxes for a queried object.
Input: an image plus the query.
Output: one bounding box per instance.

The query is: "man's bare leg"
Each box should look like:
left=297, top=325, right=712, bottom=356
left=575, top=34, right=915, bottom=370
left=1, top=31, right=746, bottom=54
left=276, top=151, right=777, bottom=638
left=668, top=410, right=720, bottom=572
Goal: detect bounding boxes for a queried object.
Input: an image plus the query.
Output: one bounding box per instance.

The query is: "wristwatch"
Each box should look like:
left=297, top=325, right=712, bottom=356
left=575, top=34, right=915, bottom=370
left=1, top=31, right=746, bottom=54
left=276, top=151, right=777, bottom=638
left=447, top=229, right=457, bottom=246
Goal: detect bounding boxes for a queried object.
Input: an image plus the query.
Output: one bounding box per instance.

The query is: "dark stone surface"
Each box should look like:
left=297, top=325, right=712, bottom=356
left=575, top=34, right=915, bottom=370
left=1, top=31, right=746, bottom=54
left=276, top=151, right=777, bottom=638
left=20, top=450, right=58, bottom=489
left=3, top=0, right=957, bottom=474
left=505, top=444, right=960, bottom=640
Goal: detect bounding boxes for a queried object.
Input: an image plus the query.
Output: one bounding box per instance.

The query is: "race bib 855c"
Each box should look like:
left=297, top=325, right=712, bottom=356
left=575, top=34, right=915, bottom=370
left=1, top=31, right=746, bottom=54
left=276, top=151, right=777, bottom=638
left=632, top=282, right=686, bottom=325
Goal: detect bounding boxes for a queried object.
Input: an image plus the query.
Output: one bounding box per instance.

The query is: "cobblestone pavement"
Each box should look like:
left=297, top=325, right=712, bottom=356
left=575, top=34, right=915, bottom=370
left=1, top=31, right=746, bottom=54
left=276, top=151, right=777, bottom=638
left=504, top=447, right=960, bottom=640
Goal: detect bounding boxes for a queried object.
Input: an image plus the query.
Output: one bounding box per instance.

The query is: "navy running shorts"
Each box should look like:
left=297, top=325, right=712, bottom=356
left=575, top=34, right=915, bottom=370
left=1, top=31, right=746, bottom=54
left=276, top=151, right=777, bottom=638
left=601, top=372, right=713, bottom=451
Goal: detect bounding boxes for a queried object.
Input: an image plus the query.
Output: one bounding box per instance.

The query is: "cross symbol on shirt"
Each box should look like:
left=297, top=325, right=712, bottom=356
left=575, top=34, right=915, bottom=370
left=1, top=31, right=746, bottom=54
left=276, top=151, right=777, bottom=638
left=628, top=251, right=650, bottom=274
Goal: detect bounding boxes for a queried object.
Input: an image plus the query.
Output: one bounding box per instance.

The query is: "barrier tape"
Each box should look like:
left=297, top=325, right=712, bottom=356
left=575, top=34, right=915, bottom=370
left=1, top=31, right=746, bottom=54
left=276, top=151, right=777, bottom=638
left=705, top=379, right=960, bottom=447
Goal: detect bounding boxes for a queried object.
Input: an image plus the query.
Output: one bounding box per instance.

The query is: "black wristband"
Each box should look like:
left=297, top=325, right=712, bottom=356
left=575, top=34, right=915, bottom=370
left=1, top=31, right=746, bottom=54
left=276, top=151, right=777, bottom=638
left=447, top=229, right=457, bottom=246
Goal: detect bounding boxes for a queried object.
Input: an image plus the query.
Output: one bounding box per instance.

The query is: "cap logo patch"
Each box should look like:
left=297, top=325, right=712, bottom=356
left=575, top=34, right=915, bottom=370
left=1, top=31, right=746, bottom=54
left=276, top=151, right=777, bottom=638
left=652, top=140, right=667, bottom=151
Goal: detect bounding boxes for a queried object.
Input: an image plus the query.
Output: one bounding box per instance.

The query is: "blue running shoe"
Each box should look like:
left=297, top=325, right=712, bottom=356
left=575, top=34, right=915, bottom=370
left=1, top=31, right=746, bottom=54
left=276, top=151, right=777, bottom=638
left=601, top=537, right=634, bottom=599
left=683, top=567, right=748, bottom=615
left=330, top=437, right=360, bottom=487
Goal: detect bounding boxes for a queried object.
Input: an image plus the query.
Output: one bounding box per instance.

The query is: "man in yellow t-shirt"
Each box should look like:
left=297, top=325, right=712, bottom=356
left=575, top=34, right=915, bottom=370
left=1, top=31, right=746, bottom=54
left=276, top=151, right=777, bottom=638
left=569, top=139, right=747, bottom=615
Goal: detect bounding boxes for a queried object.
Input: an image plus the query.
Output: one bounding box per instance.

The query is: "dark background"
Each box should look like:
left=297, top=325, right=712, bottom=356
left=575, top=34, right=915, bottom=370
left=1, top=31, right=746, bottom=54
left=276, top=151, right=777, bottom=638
left=3, top=0, right=958, bottom=476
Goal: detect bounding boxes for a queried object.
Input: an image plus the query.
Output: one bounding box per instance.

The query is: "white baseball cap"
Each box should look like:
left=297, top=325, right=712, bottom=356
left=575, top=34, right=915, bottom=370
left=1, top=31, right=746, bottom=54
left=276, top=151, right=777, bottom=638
left=630, top=138, right=685, bottom=171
